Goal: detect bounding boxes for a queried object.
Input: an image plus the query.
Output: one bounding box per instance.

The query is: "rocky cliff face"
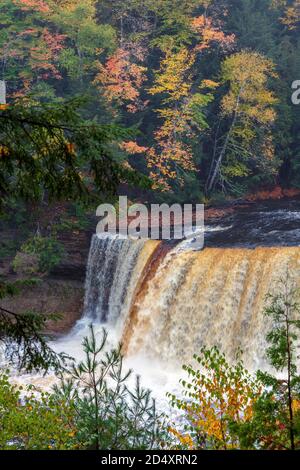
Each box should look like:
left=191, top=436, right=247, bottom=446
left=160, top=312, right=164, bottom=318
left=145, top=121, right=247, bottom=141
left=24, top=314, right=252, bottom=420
left=0, top=226, right=94, bottom=335
left=51, top=228, right=93, bottom=282
left=1, top=279, right=85, bottom=335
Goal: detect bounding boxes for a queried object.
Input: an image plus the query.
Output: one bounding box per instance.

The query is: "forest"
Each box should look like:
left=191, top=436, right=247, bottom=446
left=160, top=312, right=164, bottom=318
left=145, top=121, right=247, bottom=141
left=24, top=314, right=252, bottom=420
left=1, top=0, right=300, bottom=203
left=1, top=0, right=300, bottom=456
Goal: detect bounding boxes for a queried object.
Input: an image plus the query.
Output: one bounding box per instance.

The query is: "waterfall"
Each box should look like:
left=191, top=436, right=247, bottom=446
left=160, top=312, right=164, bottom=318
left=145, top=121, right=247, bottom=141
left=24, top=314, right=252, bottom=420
left=122, top=246, right=300, bottom=370
left=83, top=234, right=159, bottom=328
left=83, top=232, right=300, bottom=371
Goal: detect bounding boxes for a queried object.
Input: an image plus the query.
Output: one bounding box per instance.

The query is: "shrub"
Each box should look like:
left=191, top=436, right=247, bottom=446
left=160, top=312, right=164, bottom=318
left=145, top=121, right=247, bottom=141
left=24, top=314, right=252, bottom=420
left=0, top=327, right=167, bottom=450
left=12, top=252, right=39, bottom=275
left=20, top=235, right=64, bottom=274
left=167, top=347, right=260, bottom=450
left=54, top=326, right=167, bottom=450
left=0, top=371, right=76, bottom=450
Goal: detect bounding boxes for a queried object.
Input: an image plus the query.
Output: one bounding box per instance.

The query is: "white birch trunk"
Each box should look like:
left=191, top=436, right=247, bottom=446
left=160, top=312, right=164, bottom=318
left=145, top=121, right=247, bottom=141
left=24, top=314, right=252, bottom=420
left=0, top=80, right=6, bottom=104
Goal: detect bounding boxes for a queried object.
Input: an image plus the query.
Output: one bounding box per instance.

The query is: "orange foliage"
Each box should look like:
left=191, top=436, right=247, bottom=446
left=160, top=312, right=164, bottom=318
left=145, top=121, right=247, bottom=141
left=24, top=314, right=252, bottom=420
left=14, top=0, right=50, bottom=13
left=192, top=15, right=235, bottom=52
left=120, top=141, right=148, bottom=154
left=247, top=186, right=300, bottom=201
left=94, top=47, right=147, bottom=113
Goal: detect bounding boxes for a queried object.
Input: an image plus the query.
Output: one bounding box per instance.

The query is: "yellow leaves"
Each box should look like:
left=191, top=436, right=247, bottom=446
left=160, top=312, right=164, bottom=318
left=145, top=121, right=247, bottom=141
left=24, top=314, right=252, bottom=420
left=146, top=138, right=195, bottom=185
left=200, top=79, right=219, bottom=90
left=222, top=51, right=277, bottom=89
left=0, top=145, right=10, bottom=158
left=281, top=0, right=300, bottom=30
left=149, top=48, right=195, bottom=103
left=0, top=104, right=8, bottom=110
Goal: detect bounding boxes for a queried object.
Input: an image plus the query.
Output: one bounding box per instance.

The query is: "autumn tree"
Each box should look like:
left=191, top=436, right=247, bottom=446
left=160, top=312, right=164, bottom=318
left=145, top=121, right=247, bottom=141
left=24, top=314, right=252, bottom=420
left=259, top=280, right=300, bottom=450
left=147, top=47, right=200, bottom=191
left=146, top=12, right=234, bottom=191
left=225, top=0, right=279, bottom=54
left=0, top=97, right=147, bottom=207
left=168, top=347, right=260, bottom=450
left=0, top=280, right=69, bottom=372
left=49, top=0, right=116, bottom=88
left=1, top=0, right=300, bottom=203
left=206, top=51, right=278, bottom=194
left=231, top=277, right=300, bottom=450
left=0, top=0, right=65, bottom=99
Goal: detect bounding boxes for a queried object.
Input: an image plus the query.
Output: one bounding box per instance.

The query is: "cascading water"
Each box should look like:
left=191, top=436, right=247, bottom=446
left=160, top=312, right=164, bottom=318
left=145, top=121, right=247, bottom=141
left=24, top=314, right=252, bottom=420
left=122, top=246, right=300, bottom=370
left=82, top=201, right=300, bottom=372
left=83, top=234, right=159, bottom=330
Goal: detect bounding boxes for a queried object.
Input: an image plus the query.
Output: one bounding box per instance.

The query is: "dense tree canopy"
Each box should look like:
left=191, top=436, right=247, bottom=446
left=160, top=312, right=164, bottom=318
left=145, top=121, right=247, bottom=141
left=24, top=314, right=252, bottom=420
left=1, top=0, right=300, bottom=200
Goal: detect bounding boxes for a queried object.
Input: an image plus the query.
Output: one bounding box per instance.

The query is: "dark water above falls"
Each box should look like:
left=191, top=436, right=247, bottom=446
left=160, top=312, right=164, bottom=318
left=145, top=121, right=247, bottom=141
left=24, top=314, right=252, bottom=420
left=205, top=199, right=300, bottom=248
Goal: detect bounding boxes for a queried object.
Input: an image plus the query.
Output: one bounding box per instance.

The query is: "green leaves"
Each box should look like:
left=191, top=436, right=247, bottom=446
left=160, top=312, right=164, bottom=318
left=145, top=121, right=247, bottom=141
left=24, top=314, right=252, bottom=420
left=54, top=325, right=166, bottom=450
left=0, top=97, right=147, bottom=209
left=0, top=305, right=69, bottom=373
left=168, top=346, right=260, bottom=450
left=234, top=276, right=300, bottom=450
left=20, top=235, right=64, bottom=274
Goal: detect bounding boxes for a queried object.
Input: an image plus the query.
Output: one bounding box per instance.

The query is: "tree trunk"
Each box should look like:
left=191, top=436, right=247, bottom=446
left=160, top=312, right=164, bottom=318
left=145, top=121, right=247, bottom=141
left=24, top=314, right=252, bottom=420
left=205, top=87, right=243, bottom=194
left=0, top=80, right=6, bottom=104
left=285, top=311, right=295, bottom=450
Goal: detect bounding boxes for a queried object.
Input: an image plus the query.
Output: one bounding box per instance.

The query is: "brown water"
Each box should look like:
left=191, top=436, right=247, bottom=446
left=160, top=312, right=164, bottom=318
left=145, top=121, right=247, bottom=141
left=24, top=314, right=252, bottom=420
left=122, top=246, right=300, bottom=369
